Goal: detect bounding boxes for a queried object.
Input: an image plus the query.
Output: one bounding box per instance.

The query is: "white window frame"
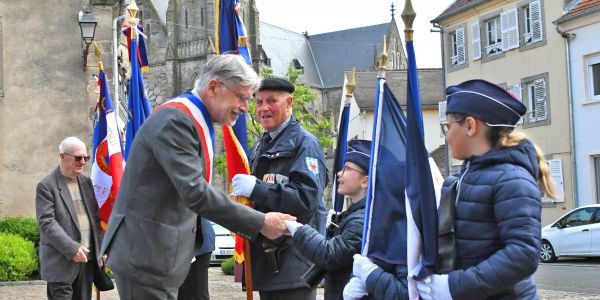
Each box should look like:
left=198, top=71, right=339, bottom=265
left=523, top=0, right=543, bottom=45
left=450, top=27, right=466, bottom=66
left=587, top=54, right=600, bottom=102
left=593, top=155, right=600, bottom=204
left=485, top=17, right=502, bottom=55
left=527, top=78, right=547, bottom=123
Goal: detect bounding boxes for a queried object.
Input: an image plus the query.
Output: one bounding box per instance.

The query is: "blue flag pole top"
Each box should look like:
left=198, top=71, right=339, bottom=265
left=362, top=36, right=412, bottom=265
left=124, top=0, right=152, bottom=160
left=402, top=0, right=439, bottom=280
left=332, top=69, right=355, bottom=212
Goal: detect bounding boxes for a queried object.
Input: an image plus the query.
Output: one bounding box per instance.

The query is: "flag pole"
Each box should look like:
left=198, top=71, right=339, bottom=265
left=243, top=238, right=253, bottom=299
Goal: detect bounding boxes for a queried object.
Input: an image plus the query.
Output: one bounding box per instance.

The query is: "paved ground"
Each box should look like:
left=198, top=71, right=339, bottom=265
left=1, top=267, right=599, bottom=299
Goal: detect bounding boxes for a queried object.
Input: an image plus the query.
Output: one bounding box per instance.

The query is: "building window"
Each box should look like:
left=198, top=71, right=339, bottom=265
left=522, top=73, right=549, bottom=125
left=587, top=54, right=600, bottom=102
left=594, top=156, right=600, bottom=204
left=523, top=0, right=543, bottom=45
left=506, top=83, right=523, bottom=125
left=292, top=58, right=304, bottom=74
left=484, top=17, right=502, bottom=56
left=450, top=27, right=466, bottom=66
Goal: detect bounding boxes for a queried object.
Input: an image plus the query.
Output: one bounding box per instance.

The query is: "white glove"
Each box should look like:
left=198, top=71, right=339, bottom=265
left=284, top=220, right=303, bottom=236
left=416, top=274, right=452, bottom=300
left=352, top=254, right=379, bottom=284
left=343, top=277, right=368, bottom=300
left=325, top=209, right=337, bottom=228
left=232, top=174, right=257, bottom=197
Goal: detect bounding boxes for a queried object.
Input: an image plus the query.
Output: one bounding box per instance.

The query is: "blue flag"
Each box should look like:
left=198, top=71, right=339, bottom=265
left=362, top=78, right=409, bottom=265
left=405, top=40, right=439, bottom=280
left=124, top=35, right=152, bottom=160
left=332, top=102, right=350, bottom=212
left=217, top=0, right=252, bottom=64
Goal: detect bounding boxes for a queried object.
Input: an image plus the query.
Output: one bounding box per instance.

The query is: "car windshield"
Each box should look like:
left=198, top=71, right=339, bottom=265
left=212, top=222, right=231, bottom=236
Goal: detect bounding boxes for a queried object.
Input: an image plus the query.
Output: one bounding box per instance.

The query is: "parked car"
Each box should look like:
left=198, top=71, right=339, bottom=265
left=210, top=222, right=235, bottom=265
left=540, top=204, right=600, bottom=263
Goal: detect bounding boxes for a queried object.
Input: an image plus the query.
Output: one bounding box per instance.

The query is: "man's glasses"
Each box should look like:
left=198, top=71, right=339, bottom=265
left=341, top=165, right=366, bottom=175
left=219, top=81, right=252, bottom=103
left=440, top=118, right=465, bottom=136
left=64, top=153, right=91, bottom=163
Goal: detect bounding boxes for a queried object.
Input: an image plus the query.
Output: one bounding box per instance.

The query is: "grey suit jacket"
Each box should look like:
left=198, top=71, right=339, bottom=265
left=100, top=106, right=264, bottom=289
left=35, top=167, right=103, bottom=282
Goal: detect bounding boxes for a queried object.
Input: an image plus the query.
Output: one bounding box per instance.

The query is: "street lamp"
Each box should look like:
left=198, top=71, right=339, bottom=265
left=79, top=9, right=97, bottom=70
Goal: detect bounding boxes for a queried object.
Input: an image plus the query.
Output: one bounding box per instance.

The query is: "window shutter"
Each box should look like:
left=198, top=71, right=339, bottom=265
left=456, top=27, right=466, bottom=65
left=529, top=0, right=543, bottom=43
left=547, top=159, right=565, bottom=202
left=439, top=101, right=447, bottom=123
left=471, top=23, right=481, bottom=60
left=501, top=8, right=519, bottom=51
left=508, top=84, right=523, bottom=124
left=533, top=78, right=547, bottom=121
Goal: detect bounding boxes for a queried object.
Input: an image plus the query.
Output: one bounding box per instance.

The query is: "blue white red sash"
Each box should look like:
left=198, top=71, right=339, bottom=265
left=156, top=93, right=215, bottom=184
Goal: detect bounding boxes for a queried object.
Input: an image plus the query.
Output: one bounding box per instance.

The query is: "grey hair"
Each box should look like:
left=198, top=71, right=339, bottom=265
left=59, top=137, right=86, bottom=154
left=194, top=54, right=261, bottom=92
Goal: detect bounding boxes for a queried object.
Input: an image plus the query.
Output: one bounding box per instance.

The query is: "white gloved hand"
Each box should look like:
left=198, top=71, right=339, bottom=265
left=325, top=209, right=337, bottom=228
left=232, top=174, right=257, bottom=197
left=343, top=277, right=368, bottom=300
left=352, top=254, right=379, bottom=284
left=416, top=274, right=452, bottom=300
left=284, top=220, right=303, bottom=236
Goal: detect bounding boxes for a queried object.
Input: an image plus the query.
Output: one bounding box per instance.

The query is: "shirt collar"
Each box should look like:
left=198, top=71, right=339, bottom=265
left=267, top=116, right=292, bottom=140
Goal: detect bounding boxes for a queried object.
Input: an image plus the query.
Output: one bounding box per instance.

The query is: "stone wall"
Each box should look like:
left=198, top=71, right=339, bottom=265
left=0, top=1, right=117, bottom=216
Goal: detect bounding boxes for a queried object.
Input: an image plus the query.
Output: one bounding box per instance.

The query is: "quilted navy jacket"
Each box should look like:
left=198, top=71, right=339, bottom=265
left=292, top=199, right=365, bottom=299
left=445, top=139, right=542, bottom=300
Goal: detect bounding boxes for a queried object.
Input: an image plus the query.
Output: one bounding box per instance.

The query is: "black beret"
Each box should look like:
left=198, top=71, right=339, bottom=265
left=446, top=79, right=527, bottom=127
left=258, top=77, right=295, bottom=93
left=345, top=139, right=372, bottom=174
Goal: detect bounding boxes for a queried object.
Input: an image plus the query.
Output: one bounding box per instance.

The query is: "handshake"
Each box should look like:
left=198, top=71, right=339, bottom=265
left=232, top=174, right=306, bottom=240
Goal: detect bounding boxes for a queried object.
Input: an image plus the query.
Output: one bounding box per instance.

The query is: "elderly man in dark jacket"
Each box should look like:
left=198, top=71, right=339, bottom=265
left=285, top=140, right=371, bottom=300
left=232, top=78, right=328, bottom=300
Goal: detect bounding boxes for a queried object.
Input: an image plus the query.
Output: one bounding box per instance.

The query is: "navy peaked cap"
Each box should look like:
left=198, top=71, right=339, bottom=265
left=446, top=79, right=526, bottom=127
left=345, top=139, right=372, bottom=174
left=258, top=77, right=295, bottom=93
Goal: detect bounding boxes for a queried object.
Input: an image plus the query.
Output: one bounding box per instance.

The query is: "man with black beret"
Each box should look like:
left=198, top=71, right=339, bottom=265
left=232, top=77, right=328, bottom=299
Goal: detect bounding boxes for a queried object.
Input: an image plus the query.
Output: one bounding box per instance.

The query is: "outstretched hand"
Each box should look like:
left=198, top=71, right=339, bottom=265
left=260, top=212, right=296, bottom=240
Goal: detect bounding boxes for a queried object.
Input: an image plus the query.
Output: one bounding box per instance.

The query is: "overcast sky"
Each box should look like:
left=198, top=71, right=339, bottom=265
left=255, top=0, right=455, bottom=68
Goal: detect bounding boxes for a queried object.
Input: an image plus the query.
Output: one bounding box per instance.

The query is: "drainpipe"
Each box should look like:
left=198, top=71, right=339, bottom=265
left=555, top=23, right=578, bottom=207
left=432, top=22, right=449, bottom=176
left=113, top=14, right=125, bottom=121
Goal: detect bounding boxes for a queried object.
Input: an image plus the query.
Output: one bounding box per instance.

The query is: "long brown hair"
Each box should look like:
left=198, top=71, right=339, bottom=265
left=486, top=127, right=557, bottom=200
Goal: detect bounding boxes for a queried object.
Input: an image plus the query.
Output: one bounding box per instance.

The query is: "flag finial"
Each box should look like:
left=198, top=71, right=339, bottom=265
left=126, top=0, right=139, bottom=39
left=378, top=36, right=388, bottom=78
left=345, top=67, right=356, bottom=100
left=401, top=0, right=416, bottom=42
left=93, top=42, right=103, bottom=71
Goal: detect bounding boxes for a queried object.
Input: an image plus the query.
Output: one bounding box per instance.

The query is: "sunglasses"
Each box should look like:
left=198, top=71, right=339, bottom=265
left=64, top=153, right=91, bottom=163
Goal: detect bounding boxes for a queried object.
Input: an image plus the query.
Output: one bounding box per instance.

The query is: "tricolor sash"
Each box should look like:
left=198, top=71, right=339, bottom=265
left=155, top=93, right=215, bottom=184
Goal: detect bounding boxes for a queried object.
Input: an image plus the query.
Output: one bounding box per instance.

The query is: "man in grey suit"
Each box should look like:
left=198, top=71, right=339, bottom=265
left=100, top=54, right=294, bottom=300
left=36, top=136, right=104, bottom=300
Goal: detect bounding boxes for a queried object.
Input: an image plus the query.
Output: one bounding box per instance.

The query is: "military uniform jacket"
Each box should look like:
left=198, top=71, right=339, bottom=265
left=100, top=105, right=264, bottom=289
left=249, top=117, right=328, bottom=291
